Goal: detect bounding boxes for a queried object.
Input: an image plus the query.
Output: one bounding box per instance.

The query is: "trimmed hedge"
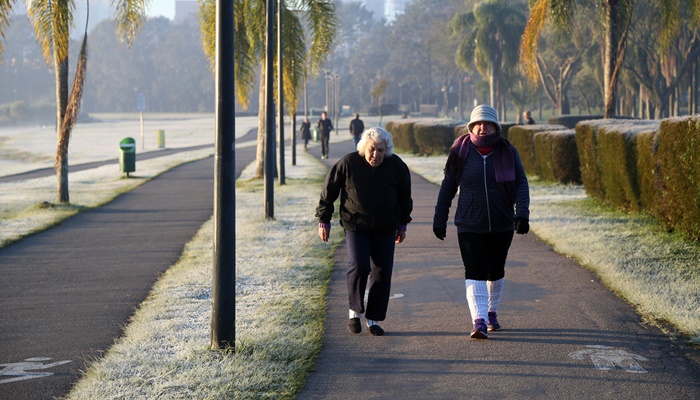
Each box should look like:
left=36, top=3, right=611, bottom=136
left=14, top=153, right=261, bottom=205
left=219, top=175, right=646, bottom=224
left=547, top=114, right=636, bottom=129
left=508, top=124, right=568, bottom=176
left=413, top=120, right=463, bottom=155
left=654, top=116, right=700, bottom=240
left=597, top=128, right=641, bottom=211
left=548, top=115, right=604, bottom=128
left=533, top=129, right=581, bottom=184
left=575, top=120, right=659, bottom=211
left=575, top=121, right=603, bottom=197
left=635, top=130, right=658, bottom=211
left=385, top=120, right=419, bottom=154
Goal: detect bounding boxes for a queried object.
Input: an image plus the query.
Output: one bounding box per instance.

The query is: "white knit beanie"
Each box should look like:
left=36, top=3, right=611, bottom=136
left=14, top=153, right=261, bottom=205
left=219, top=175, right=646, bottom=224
left=468, top=105, right=501, bottom=132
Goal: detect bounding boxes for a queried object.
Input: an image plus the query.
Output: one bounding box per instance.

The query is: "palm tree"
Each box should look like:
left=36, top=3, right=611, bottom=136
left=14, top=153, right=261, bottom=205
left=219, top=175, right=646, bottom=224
left=0, top=0, right=148, bottom=203
left=200, top=0, right=337, bottom=178
left=520, top=0, right=700, bottom=119
left=452, top=0, right=526, bottom=114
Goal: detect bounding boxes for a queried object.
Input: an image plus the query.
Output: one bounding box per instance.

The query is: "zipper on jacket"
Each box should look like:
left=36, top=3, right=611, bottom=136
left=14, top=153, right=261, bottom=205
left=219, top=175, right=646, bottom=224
left=482, top=154, right=492, bottom=231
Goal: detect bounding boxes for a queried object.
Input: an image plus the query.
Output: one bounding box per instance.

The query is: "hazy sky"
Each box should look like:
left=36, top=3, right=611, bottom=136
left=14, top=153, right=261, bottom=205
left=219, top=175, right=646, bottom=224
left=147, top=0, right=176, bottom=20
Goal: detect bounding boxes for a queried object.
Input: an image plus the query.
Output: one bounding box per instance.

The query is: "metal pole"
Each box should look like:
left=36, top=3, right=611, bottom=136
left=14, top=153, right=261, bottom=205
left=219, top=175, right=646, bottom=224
left=325, top=71, right=330, bottom=112
left=334, top=73, right=339, bottom=134
left=264, top=0, right=275, bottom=219
left=277, top=0, right=285, bottom=185
left=291, top=110, right=296, bottom=166
left=211, top=0, right=236, bottom=350
left=139, top=111, right=144, bottom=150
left=304, top=74, right=308, bottom=119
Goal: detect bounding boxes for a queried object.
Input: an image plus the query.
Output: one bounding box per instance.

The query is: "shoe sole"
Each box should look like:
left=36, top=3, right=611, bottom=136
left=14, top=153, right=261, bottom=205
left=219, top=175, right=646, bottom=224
left=369, top=326, right=384, bottom=336
left=488, top=326, right=501, bottom=332
left=470, top=330, right=488, bottom=339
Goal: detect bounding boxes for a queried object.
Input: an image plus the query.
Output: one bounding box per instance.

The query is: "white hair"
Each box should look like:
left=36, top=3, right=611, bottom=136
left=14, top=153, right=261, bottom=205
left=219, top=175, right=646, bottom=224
left=357, top=127, right=394, bottom=157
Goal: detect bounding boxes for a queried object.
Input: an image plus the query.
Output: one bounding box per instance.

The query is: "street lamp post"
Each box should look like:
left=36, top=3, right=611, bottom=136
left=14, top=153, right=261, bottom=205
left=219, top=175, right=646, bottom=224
left=325, top=71, right=331, bottom=113
left=419, top=84, right=423, bottom=107
left=277, top=0, right=285, bottom=185
left=264, top=0, right=276, bottom=219
left=334, top=73, right=340, bottom=134
left=211, top=0, right=237, bottom=350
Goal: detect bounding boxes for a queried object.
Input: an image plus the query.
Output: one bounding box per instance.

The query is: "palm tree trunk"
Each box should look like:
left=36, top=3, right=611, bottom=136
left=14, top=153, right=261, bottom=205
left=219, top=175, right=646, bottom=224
left=55, top=54, right=69, bottom=203
left=602, top=0, right=630, bottom=119
left=603, top=4, right=618, bottom=119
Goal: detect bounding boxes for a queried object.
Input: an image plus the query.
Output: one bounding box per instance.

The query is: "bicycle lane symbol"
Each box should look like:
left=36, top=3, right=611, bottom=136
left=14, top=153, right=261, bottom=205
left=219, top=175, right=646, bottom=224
left=0, top=357, right=72, bottom=384
left=569, top=345, right=648, bottom=373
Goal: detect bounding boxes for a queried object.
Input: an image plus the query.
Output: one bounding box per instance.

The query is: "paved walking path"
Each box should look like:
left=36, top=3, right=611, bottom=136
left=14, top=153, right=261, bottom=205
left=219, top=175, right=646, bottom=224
left=0, top=133, right=254, bottom=400
left=0, top=130, right=698, bottom=399
left=298, top=135, right=700, bottom=399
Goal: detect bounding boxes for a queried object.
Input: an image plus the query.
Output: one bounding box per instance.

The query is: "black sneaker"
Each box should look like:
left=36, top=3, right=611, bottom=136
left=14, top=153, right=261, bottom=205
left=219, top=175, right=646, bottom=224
left=348, top=318, right=362, bottom=334
left=487, top=312, right=501, bottom=331
left=368, top=324, right=384, bottom=336
left=470, top=318, right=488, bottom=339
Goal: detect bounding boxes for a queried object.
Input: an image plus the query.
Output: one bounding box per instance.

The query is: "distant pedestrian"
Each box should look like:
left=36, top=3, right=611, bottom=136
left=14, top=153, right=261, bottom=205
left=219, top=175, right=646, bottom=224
left=316, top=127, right=413, bottom=336
left=349, top=113, right=365, bottom=149
left=300, top=118, right=312, bottom=150
left=317, top=111, right=334, bottom=159
left=523, top=110, right=535, bottom=125
left=433, top=104, right=530, bottom=339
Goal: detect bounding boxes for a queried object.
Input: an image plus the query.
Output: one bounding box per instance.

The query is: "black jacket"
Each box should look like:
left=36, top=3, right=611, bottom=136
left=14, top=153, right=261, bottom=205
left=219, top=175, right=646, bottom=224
left=318, top=118, right=334, bottom=136
left=316, top=152, right=413, bottom=233
left=349, top=118, right=365, bottom=137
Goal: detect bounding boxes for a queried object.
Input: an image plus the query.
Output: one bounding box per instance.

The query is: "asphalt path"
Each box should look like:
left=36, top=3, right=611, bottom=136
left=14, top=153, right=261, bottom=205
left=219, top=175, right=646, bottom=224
left=0, top=132, right=254, bottom=400
left=298, top=135, right=700, bottom=399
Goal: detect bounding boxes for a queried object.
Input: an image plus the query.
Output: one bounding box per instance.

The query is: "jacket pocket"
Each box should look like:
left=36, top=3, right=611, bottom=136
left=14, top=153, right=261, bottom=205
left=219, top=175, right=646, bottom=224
left=455, top=191, right=475, bottom=223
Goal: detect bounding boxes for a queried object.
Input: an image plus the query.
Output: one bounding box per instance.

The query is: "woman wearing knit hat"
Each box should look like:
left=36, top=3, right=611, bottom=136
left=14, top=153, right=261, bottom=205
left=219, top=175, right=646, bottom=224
left=433, top=104, right=530, bottom=339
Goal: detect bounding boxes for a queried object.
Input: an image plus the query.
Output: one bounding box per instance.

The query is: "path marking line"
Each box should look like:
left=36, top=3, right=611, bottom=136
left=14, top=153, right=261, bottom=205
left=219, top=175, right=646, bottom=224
left=0, top=357, right=72, bottom=384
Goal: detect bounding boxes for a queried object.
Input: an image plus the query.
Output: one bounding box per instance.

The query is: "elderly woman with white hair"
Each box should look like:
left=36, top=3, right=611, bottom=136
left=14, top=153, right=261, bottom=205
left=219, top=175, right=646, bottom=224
left=433, top=104, right=530, bottom=340
left=316, top=127, right=413, bottom=336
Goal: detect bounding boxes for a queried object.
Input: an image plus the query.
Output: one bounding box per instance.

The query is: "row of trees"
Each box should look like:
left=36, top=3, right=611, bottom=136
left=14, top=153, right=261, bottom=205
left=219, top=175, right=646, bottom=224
left=329, top=0, right=700, bottom=122
left=0, top=15, right=214, bottom=114
left=2, top=0, right=700, bottom=203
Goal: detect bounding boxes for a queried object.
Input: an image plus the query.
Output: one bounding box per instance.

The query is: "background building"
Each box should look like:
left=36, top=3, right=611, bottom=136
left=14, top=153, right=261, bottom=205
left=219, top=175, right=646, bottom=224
left=339, top=0, right=412, bottom=22
left=384, top=0, right=411, bottom=22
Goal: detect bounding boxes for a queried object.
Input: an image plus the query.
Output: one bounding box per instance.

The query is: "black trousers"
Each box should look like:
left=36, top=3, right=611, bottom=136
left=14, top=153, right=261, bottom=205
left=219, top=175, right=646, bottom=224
left=457, top=231, right=514, bottom=281
left=320, top=133, right=330, bottom=156
left=345, top=230, right=396, bottom=321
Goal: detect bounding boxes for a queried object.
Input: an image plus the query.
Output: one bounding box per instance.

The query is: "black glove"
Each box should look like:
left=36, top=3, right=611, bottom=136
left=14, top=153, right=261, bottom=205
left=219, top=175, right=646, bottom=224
left=514, top=217, right=529, bottom=234
left=433, top=227, right=446, bottom=240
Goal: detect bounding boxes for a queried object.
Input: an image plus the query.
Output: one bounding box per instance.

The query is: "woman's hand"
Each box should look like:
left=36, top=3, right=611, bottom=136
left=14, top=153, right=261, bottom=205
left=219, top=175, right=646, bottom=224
left=395, top=230, right=406, bottom=244
left=318, top=226, right=330, bottom=242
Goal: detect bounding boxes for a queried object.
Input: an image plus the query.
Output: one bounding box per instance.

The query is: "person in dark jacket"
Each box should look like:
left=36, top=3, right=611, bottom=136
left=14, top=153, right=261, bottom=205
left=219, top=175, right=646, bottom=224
left=317, top=111, right=334, bottom=159
left=316, top=127, right=413, bottom=336
left=300, top=117, right=312, bottom=150
left=523, top=110, right=535, bottom=125
left=349, top=113, right=365, bottom=148
left=433, top=104, right=530, bottom=339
